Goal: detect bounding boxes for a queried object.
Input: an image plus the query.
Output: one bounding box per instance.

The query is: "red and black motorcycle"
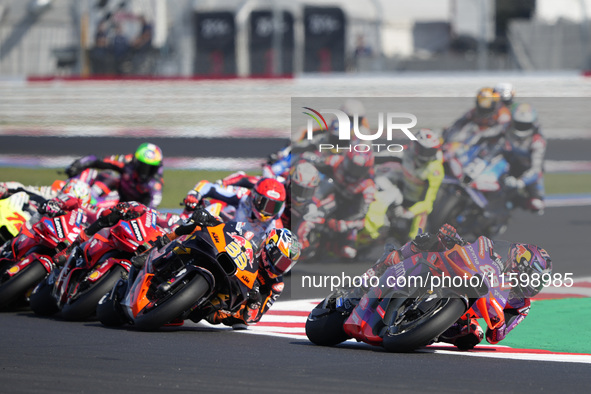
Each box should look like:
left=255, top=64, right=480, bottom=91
left=30, top=208, right=167, bottom=320
left=0, top=209, right=86, bottom=309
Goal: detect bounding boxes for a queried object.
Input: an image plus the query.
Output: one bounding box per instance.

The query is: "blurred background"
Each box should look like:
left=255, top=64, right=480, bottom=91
left=1, top=0, right=591, bottom=77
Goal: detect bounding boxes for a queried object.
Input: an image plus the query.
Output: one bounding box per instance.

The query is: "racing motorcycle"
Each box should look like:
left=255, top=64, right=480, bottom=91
left=306, top=237, right=543, bottom=352
left=96, top=220, right=259, bottom=331
left=30, top=208, right=165, bottom=320
left=427, top=138, right=513, bottom=239
left=0, top=192, right=35, bottom=245
left=0, top=208, right=85, bottom=309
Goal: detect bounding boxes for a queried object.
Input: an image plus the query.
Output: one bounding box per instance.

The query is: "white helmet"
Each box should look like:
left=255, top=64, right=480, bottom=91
left=494, top=83, right=515, bottom=105
left=511, top=103, right=537, bottom=139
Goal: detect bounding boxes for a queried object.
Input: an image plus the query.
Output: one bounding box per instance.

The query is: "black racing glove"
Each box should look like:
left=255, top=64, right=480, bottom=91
left=247, top=284, right=262, bottom=310
left=65, top=158, right=86, bottom=178
left=411, top=232, right=439, bottom=252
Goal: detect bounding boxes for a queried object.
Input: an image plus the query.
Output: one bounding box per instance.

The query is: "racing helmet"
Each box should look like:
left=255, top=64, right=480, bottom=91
left=250, top=178, right=286, bottom=222
left=475, top=87, right=500, bottom=116
left=507, top=244, right=552, bottom=298
left=134, top=142, right=163, bottom=182
left=510, top=103, right=537, bottom=139
left=336, top=150, right=374, bottom=185
left=494, top=82, right=515, bottom=106
left=289, top=161, right=320, bottom=206
left=411, top=128, right=442, bottom=166
left=61, top=178, right=92, bottom=207
left=262, top=228, right=301, bottom=278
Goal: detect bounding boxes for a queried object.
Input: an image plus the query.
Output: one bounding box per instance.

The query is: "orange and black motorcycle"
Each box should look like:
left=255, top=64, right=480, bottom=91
left=97, top=219, right=260, bottom=331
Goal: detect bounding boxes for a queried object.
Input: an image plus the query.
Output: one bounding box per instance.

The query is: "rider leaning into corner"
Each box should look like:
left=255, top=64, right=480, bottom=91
left=182, top=176, right=286, bottom=237
left=443, top=87, right=512, bottom=144
left=305, top=149, right=376, bottom=259
left=380, top=129, right=444, bottom=242
left=134, top=207, right=301, bottom=329
left=361, top=224, right=552, bottom=350
left=502, top=103, right=547, bottom=215
left=64, top=142, right=164, bottom=209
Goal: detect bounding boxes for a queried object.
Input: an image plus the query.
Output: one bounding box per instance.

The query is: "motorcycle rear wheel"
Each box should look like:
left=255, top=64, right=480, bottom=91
left=305, top=301, right=350, bottom=346
left=382, top=296, right=467, bottom=353
left=133, top=274, right=210, bottom=331
left=61, top=265, right=126, bottom=321
left=427, top=189, right=464, bottom=233
left=0, top=260, right=47, bottom=309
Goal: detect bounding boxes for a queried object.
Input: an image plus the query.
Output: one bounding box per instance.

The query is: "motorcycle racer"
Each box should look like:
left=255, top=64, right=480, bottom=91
left=502, top=103, right=546, bottom=214
left=443, top=87, right=511, bottom=144
left=307, top=149, right=376, bottom=259
left=64, top=142, right=164, bottom=208
left=182, top=177, right=286, bottom=236
left=362, top=224, right=551, bottom=350
left=142, top=207, right=300, bottom=327
left=385, top=129, right=444, bottom=241
left=36, top=179, right=96, bottom=221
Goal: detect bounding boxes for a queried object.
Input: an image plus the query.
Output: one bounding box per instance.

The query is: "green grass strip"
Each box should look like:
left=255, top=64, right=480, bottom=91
left=497, top=298, right=591, bottom=354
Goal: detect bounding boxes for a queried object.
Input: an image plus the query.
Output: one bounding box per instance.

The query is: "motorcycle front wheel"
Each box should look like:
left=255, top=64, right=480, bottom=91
left=382, top=294, right=467, bottom=353
left=61, top=265, right=127, bottom=321
left=133, top=273, right=210, bottom=331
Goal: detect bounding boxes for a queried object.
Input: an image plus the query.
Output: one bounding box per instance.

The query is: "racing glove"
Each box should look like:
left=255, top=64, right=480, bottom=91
left=246, top=285, right=262, bottom=311
left=65, top=158, right=86, bottom=178
left=411, top=232, right=439, bottom=252
left=40, top=199, right=64, bottom=217
left=182, top=191, right=201, bottom=211
left=504, top=176, right=525, bottom=189
left=392, top=206, right=415, bottom=220
left=438, top=224, right=466, bottom=247
left=191, top=207, right=222, bottom=227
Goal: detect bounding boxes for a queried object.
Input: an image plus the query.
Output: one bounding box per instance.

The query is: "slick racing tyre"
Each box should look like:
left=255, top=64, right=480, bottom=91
left=30, top=277, right=59, bottom=316
left=61, top=265, right=126, bottom=321
left=305, top=301, right=350, bottom=346
left=382, top=295, right=467, bottom=353
left=0, top=260, right=47, bottom=309
left=427, top=190, right=464, bottom=233
left=96, top=288, right=127, bottom=327
left=133, top=274, right=210, bottom=331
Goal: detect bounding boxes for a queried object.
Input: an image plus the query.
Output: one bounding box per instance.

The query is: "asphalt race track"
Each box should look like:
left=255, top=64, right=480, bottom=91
left=1, top=302, right=590, bottom=394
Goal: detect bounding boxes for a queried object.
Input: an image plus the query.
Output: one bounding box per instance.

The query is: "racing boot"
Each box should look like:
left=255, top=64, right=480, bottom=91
left=439, top=317, right=484, bottom=350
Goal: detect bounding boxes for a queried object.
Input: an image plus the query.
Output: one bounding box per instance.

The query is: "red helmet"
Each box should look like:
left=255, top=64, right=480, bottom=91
left=250, top=178, right=286, bottom=222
